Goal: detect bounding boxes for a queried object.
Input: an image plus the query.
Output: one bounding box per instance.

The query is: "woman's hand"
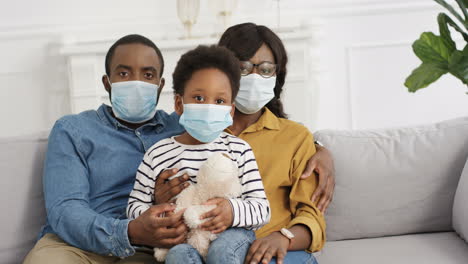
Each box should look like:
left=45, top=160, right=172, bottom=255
left=199, top=198, right=234, bottom=234
left=300, top=144, right=336, bottom=212
left=244, top=232, right=289, bottom=264
left=154, top=168, right=190, bottom=204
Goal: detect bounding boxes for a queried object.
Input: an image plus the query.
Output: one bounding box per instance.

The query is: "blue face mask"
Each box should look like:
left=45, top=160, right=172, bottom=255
left=179, top=104, right=233, bottom=143
left=109, top=80, right=159, bottom=124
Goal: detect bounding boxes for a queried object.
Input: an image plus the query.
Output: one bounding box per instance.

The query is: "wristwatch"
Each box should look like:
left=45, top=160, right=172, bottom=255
left=314, top=140, right=324, bottom=147
left=280, top=228, right=295, bottom=249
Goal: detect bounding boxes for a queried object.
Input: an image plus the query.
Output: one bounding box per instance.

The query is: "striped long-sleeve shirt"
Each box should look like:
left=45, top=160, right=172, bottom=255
left=126, top=132, right=270, bottom=230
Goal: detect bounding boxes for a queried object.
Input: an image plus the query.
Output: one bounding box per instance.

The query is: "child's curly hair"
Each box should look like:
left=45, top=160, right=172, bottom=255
left=172, top=45, right=241, bottom=100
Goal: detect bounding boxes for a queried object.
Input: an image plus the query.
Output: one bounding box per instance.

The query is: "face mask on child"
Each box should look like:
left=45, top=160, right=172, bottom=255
left=235, top=74, right=276, bottom=114
left=109, top=79, right=159, bottom=124
left=179, top=103, right=233, bottom=143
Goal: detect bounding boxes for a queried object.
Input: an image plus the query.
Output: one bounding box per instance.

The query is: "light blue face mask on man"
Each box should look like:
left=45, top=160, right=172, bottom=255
left=179, top=103, right=233, bottom=143
left=109, top=80, right=159, bottom=124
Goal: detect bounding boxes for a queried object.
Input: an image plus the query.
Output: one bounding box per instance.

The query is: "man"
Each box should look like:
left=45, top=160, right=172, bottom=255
left=24, top=34, right=334, bottom=264
left=24, top=34, right=188, bottom=264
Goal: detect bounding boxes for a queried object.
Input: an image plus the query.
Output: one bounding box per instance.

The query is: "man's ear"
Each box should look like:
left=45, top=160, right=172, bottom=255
left=230, top=103, right=236, bottom=117
left=102, top=75, right=111, bottom=94
left=157, top=77, right=165, bottom=98
left=174, top=94, right=184, bottom=115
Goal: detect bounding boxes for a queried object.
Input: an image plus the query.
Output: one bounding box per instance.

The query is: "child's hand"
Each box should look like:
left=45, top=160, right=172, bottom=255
left=199, top=198, right=233, bottom=234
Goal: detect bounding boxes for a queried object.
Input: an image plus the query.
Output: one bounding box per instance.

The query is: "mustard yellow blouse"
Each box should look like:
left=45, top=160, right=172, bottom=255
left=227, top=108, right=326, bottom=252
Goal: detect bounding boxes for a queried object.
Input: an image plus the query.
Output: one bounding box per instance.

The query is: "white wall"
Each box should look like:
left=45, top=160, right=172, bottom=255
left=312, top=0, right=468, bottom=130
left=0, top=0, right=466, bottom=138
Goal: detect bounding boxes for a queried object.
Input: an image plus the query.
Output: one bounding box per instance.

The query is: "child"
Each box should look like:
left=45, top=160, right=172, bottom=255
left=126, top=45, right=270, bottom=264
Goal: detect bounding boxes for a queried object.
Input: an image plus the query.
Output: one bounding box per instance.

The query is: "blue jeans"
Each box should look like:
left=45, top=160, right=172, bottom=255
left=269, top=251, right=318, bottom=264
left=165, top=228, right=255, bottom=264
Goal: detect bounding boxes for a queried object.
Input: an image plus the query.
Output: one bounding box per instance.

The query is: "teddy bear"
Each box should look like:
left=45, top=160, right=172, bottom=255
left=154, top=152, right=242, bottom=261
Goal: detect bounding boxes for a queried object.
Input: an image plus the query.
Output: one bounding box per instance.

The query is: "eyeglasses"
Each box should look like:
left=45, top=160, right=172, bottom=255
left=240, top=61, right=277, bottom=78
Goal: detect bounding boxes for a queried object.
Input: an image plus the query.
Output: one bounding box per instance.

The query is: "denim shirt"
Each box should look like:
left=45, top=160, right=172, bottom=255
left=39, top=104, right=184, bottom=257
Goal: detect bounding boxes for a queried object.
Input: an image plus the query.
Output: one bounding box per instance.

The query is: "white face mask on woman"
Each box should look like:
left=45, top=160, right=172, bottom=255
left=235, top=74, right=276, bottom=114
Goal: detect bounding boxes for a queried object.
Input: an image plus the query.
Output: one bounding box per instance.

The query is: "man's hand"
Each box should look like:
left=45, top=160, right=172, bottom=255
left=128, top=203, right=187, bottom=248
left=199, top=198, right=233, bottom=234
left=154, top=168, right=190, bottom=204
left=300, top=145, right=336, bottom=213
left=244, top=232, right=289, bottom=264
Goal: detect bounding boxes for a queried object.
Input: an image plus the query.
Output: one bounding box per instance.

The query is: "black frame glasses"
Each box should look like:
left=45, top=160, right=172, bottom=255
left=240, top=61, right=277, bottom=78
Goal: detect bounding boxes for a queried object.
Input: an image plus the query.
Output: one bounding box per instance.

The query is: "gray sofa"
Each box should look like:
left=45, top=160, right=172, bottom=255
left=3, top=117, right=468, bottom=264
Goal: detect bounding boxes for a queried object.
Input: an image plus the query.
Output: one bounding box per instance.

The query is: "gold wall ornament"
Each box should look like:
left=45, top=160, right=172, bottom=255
left=177, top=0, right=200, bottom=39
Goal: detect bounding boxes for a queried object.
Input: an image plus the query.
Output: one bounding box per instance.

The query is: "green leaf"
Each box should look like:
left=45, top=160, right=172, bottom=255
left=434, top=0, right=466, bottom=29
left=448, top=48, right=468, bottom=84
left=454, top=0, right=468, bottom=23
left=412, top=32, right=452, bottom=64
left=439, top=12, right=468, bottom=46
left=438, top=13, right=457, bottom=52
left=405, top=63, right=448, bottom=92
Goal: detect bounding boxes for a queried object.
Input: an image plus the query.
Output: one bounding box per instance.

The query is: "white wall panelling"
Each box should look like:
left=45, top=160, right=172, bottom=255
left=346, top=40, right=468, bottom=130
left=315, top=1, right=468, bottom=130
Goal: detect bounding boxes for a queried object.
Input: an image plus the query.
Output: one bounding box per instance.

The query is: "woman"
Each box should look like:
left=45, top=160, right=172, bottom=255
left=155, top=23, right=332, bottom=264
left=218, top=22, right=325, bottom=264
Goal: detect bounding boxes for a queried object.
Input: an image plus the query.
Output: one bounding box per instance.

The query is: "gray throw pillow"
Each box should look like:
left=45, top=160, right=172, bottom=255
left=0, top=132, right=48, bottom=263
left=315, top=116, right=468, bottom=241
left=453, top=157, right=468, bottom=242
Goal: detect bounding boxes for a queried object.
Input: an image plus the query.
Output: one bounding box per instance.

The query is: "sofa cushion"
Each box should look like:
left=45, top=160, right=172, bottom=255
left=0, top=132, right=48, bottom=264
left=315, top=116, right=468, bottom=241
left=453, top=157, right=468, bottom=242
left=316, top=232, right=468, bottom=264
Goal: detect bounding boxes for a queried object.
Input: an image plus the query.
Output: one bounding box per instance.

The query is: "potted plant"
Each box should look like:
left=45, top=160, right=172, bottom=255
left=405, top=0, right=467, bottom=92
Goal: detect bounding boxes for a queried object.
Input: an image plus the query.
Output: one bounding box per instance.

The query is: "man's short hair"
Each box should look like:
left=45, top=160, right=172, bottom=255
left=172, top=45, right=241, bottom=100
left=105, top=34, right=164, bottom=77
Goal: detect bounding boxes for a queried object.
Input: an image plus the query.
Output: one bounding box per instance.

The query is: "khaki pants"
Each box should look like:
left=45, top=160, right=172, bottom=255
left=23, top=233, right=161, bottom=264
